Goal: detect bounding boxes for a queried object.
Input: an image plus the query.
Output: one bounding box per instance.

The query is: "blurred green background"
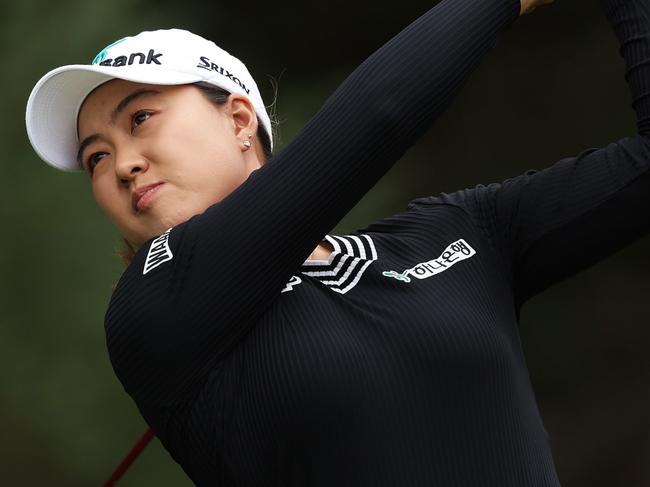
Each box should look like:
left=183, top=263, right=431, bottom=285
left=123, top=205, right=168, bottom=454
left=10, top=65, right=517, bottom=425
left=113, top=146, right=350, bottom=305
left=2, top=0, right=649, bottom=485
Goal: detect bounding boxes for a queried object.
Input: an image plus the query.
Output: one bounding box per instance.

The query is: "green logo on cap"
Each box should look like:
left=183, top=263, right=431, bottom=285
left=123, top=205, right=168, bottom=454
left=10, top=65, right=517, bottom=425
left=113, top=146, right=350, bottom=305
left=92, top=38, right=127, bottom=65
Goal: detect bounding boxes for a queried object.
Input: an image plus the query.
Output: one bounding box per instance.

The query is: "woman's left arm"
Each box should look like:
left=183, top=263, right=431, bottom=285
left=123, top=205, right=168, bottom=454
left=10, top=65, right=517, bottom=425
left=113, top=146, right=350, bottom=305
left=427, top=0, right=650, bottom=304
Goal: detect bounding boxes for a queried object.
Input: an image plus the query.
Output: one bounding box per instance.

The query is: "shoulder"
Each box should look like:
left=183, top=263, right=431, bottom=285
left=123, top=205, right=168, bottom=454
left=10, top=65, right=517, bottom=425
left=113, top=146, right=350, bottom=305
left=104, top=223, right=191, bottom=347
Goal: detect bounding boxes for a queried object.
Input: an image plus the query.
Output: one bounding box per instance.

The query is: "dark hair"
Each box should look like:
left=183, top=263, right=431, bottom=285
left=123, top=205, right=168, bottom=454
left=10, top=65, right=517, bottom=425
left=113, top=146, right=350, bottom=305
left=119, top=238, right=136, bottom=267
left=193, top=81, right=273, bottom=161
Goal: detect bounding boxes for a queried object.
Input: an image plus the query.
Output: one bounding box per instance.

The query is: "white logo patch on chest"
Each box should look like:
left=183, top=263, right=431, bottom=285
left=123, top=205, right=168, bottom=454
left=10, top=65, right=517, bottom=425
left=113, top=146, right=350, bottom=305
left=143, top=228, right=174, bottom=275
left=382, top=239, right=476, bottom=283
left=281, top=275, right=303, bottom=293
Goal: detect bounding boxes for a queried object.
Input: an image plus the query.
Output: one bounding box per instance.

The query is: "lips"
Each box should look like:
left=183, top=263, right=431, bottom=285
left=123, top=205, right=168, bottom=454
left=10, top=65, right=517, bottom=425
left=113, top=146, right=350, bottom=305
left=132, top=183, right=163, bottom=212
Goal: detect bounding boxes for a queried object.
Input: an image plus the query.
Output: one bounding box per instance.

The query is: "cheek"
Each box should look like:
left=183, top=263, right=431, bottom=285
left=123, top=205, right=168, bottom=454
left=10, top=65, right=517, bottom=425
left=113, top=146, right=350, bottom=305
left=180, top=162, right=249, bottom=207
left=92, top=180, right=115, bottom=213
left=160, top=136, right=249, bottom=197
left=152, top=100, right=243, bottom=174
left=92, top=181, right=131, bottom=229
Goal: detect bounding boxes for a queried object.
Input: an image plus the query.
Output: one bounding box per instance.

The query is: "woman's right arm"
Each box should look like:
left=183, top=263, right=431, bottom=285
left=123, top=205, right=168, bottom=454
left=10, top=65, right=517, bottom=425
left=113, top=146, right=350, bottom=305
left=106, top=0, right=523, bottom=407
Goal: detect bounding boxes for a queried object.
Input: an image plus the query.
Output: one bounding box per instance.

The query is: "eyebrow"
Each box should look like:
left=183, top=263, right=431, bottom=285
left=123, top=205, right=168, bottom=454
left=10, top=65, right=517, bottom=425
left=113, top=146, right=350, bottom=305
left=77, top=134, right=101, bottom=168
left=110, top=88, right=160, bottom=124
left=76, top=88, right=161, bottom=167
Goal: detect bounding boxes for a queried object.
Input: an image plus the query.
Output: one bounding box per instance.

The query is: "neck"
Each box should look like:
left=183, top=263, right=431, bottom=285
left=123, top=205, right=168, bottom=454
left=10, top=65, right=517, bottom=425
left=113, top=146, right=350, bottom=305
left=309, top=241, right=334, bottom=261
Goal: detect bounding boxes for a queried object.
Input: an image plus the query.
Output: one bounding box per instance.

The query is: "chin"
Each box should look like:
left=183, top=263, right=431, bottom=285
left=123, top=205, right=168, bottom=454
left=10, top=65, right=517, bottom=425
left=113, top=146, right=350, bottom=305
left=127, top=205, right=207, bottom=249
left=125, top=224, right=167, bottom=251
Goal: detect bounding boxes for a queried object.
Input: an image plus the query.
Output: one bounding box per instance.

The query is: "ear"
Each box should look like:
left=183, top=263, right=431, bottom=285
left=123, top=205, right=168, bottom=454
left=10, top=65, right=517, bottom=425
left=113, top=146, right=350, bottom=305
left=226, top=94, right=259, bottom=143
left=226, top=94, right=268, bottom=166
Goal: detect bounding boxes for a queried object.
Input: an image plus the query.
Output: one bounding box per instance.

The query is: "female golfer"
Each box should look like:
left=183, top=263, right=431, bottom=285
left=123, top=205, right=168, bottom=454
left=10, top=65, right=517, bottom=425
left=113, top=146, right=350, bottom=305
left=26, top=0, right=649, bottom=485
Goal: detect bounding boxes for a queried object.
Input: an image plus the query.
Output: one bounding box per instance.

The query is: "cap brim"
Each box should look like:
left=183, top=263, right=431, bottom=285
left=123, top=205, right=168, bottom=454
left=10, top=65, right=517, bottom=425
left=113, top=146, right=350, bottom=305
left=26, top=64, right=202, bottom=171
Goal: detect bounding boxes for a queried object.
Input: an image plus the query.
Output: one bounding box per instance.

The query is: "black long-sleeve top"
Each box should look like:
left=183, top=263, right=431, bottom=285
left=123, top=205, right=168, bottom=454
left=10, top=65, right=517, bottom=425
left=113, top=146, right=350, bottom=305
left=105, top=0, right=650, bottom=485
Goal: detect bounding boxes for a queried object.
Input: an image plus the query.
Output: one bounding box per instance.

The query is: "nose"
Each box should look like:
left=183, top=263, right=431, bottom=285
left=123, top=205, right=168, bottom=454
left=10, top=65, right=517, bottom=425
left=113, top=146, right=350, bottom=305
left=115, top=150, right=149, bottom=183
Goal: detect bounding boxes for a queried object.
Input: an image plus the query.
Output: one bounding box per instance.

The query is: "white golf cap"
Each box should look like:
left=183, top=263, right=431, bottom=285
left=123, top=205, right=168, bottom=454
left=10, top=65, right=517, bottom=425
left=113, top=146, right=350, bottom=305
left=26, top=29, right=272, bottom=171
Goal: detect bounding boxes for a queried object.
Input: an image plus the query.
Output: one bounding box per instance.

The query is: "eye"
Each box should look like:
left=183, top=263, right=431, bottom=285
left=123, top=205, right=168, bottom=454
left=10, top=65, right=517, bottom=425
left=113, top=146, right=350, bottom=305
left=86, top=152, right=107, bottom=174
left=131, top=110, right=152, bottom=130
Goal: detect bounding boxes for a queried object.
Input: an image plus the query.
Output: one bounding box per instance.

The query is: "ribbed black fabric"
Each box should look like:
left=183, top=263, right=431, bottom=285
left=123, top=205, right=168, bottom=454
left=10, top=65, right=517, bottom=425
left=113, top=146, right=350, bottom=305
left=105, top=0, right=650, bottom=485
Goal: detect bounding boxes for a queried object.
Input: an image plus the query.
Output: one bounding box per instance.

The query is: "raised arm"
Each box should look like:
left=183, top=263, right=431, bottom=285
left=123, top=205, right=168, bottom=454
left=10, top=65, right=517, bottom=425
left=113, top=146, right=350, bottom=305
left=416, top=0, right=650, bottom=306
left=106, top=0, right=522, bottom=406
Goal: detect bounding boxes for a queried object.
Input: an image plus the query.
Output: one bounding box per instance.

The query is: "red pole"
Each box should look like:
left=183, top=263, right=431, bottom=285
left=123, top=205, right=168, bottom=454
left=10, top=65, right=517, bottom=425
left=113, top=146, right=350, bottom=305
left=101, top=428, right=155, bottom=487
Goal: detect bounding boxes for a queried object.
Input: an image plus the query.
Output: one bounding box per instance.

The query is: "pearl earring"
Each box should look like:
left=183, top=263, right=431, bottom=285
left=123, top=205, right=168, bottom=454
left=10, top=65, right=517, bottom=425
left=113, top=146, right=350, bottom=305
left=243, top=134, right=253, bottom=150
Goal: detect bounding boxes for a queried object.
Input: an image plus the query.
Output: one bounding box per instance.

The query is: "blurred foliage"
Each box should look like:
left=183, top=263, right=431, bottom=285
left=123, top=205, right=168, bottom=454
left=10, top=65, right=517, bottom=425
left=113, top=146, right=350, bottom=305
left=2, top=0, right=648, bottom=486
